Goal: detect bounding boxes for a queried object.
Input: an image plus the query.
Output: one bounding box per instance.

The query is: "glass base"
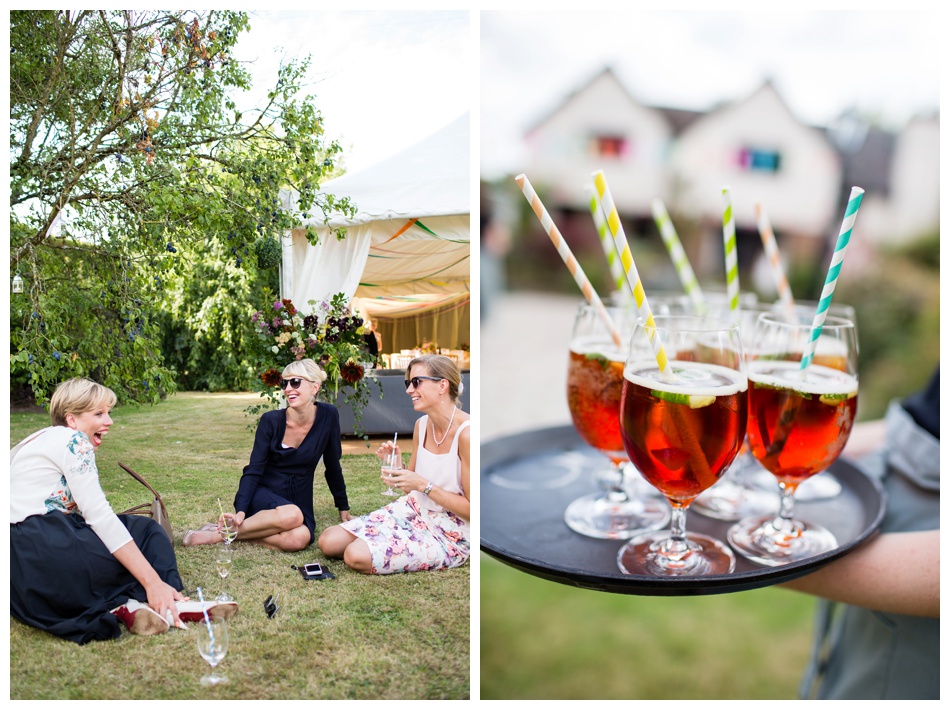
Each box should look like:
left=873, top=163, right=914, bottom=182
left=381, top=488, right=399, bottom=497
left=215, top=591, right=234, bottom=603
left=200, top=672, right=228, bottom=687
left=727, top=514, right=838, bottom=566
left=564, top=491, right=670, bottom=540
left=617, top=530, right=736, bottom=576
left=692, top=478, right=776, bottom=521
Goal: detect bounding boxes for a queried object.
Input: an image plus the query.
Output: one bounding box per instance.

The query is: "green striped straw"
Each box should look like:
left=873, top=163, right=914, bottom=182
left=592, top=170, right=673, bottom=380
left=651, top=197, right=705, bottom=313
left=587, top=185, right=629, bottom=305
left=721, top=187, right=739, bottom=314
left=800, top=186, right=865, bottom=370
left=515, top=174, right=624, bottom=349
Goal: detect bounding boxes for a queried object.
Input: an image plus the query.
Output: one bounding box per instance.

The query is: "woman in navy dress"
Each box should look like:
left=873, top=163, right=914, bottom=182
left=184, top=359, right=351, bottom=551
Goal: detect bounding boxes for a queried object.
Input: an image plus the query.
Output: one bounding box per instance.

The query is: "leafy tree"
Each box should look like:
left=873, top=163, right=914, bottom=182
left=10, top=9, right=354, bottom=405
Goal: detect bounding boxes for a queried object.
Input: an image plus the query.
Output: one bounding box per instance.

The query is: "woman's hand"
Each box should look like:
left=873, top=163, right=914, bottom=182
left=382, top=467, right=425, bottom=495
left=375, top=441, right=401, bottom=464
left=145, top=580, right=187, bottom=629
left=339, top=509, right=352, bottom=522
left=219, top=511, right=245, bottom=534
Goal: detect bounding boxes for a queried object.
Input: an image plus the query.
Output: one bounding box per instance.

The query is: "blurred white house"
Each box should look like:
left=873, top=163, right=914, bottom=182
left=520, top=67, right=938, bottom=277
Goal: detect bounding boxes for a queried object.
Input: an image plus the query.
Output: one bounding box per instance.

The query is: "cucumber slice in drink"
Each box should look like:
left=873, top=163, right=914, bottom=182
left=650, top=390, right=716, bottom=409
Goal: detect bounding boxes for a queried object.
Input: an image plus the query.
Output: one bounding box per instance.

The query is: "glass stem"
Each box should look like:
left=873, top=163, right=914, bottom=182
left=605, top=460, right=629, bottom=502
left=773, top=482, right=798, bottom=533
left=666, top=504, right=690, bottom=556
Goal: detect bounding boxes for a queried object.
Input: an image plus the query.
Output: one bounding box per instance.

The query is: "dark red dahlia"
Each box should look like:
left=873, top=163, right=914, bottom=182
left=340, top=361, right=365, bottom=384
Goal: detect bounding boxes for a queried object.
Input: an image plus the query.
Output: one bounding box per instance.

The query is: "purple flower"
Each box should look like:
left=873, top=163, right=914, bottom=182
left=273, top=301, right=283, bottom=311
left=272, top=317, right=283, bottom=329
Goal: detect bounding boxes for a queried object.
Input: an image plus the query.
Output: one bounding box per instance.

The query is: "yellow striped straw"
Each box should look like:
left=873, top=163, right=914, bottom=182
left=651, top=197, right=705, bottom=314
left=515, top=174, right=623, bottom=349
left=587, top=185, right=629, bottom=305
left=754, top=203, right=795, bottom=313
left=592, top=170, right=672, bottom=379
left=721, top=187, right=739, bottom=314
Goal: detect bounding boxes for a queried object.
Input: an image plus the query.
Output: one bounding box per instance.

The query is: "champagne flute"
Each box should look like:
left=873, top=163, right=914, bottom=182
left=215, top=544, right=233, bottom=602
left=727, top=312, right=858, bottom=566
left=563, top=302, right=669, bottom=539
left=381, top=452, right=403, bottom=497
left=617, top=314, right=747, bottom=576
left=196, top=618, right=229, bottom=686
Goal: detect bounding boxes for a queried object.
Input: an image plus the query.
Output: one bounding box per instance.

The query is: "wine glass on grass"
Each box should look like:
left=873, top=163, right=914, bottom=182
left=563, top=302, right=669, bottom=539
left=215, top=544, right=234, bottom=602
left=727, top=312, right=858, bottom=566
left=197, top=618, right=229, bottom=686
left=617, top=315, right=748, bottom=576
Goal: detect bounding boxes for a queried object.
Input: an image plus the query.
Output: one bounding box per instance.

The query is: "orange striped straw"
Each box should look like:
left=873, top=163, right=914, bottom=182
left=755, top=203, right=795, bottom=313
left=592, top=170, right=673, bottom=380
left=515, top=174, right=623, bottom=349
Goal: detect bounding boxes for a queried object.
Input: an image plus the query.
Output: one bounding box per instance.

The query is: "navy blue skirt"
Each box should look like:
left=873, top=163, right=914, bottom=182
left=247, top=486, right=316, bottom=545
left=10, top=512, right=183, bottom=644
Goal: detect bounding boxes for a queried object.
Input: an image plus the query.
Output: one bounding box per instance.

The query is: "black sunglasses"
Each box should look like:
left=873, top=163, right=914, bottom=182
left=264, top=593, right=280, bottom=619
left=279, top=377, right=310, bottom=390
left=404, top=375, right=443, bottom=389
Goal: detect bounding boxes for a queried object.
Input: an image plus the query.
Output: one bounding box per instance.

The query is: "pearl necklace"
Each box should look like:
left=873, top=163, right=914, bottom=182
left=431, top=405, right=457, bottom=446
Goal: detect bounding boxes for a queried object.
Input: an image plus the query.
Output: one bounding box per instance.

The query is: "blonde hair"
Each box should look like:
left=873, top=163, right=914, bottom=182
left=49, top=378, right=117, bottom=427
left=282, top=358, right=328, bottom=383
left=406, top=355, right=463, bottom=405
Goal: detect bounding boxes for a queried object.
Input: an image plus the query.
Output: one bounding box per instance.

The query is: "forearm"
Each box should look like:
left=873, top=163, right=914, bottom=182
left=112, top=540, right=166, bottom=591
left=423, top=484, right=470, bottom=521
left=780, top=529, right=939, bottom=617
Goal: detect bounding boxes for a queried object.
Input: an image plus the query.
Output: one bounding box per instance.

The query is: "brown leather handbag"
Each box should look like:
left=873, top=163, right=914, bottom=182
left=117, top=462, right=173, bottom=541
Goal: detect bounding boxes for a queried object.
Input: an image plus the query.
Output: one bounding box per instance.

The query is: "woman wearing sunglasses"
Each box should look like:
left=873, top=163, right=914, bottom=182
left=318, top=354, right=470, bottom=574
left=184, top=358, right=351, bottom=551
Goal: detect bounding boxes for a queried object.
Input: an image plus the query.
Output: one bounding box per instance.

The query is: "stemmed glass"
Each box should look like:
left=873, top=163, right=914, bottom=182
left=197, top=618, right=229, bottom=686
left=381, top=453, right=403, bottom=496
left=727, top=312, right=858, bottom=566
left=215, top=544, right=234, bottom=603
left=563, top=302, right=669, bottom=539
left=617, top=315, right=747, bottom=576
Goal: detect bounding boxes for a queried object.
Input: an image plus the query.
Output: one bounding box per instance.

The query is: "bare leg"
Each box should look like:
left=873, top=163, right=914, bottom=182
left=185, top=505, right=309, bottom=551
left=317, top=525, right=373, bottom=574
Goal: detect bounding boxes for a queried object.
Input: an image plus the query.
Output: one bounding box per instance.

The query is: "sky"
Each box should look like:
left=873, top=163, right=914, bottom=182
left=480, top=10, right=941, bottom=179
left=232, top=9, right=472, bottom=174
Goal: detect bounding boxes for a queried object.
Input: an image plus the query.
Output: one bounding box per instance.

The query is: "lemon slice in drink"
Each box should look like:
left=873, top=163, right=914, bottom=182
left=651, top=390, right=716, bottom=409
left=819, top=391, right=856, bottom=406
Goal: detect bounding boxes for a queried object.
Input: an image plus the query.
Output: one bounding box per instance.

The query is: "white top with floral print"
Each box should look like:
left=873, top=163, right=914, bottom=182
left=10, top=426, right=133, bottom=553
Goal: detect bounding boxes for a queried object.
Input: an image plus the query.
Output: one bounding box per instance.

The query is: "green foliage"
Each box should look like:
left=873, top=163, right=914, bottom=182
left=10, top=10, right=356, bottom=406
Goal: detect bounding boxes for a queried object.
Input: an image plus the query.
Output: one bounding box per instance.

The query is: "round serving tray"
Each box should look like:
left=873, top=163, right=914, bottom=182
left=481, top=425, right=886, bottom=596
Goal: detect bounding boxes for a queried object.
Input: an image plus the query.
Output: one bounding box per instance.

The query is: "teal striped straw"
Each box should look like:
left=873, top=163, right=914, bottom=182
left=651, top=197, right=705, bottom=313
left=721, top=187, right=739, bottom=314
left=800, top=186, right=865, bottom=370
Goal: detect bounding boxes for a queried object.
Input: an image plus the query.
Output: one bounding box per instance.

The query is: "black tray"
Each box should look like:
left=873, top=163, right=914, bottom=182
left=481, top=425, right=886, bottom=596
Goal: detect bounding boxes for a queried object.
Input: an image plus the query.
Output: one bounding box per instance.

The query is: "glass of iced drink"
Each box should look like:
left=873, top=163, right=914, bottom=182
left=563, top=303, right=669, bottom=539
left=727, top=312, right=858, bottom=566
left=617, top=315, right=747, bottom=576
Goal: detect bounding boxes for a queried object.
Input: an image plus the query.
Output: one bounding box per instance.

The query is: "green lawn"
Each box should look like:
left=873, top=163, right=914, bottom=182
left=9, top=392, right=470, bottom=700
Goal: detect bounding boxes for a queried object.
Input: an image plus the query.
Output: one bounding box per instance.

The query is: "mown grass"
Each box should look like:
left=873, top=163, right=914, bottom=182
left=9, top=392, right=470, bottom=700
left=480, top=553, right=817, bottom=700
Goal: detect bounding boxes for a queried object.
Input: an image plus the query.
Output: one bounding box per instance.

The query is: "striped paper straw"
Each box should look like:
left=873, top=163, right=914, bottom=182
left=651, top=197, right=705, bottom=313
left=196, top=587, right=215, bottom=643
left=800, top=186, right=865, bottom=370
left=217, top=497, right=231, bottom=539
left=592, top=170, right=673, bottom=379
left=755, top=203, right=795, bottom=312
left=515, top=174, right=623, bottom=349
left=721, top=187, right=739, bottom=314
left=587, top=185, right=628, bottom=303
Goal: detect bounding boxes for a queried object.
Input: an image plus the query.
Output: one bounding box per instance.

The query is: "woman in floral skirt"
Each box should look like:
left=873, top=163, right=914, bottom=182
left=318, top=354, right=470, bottom=574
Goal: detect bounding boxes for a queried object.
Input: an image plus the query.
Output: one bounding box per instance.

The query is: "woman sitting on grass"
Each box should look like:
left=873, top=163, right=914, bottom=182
left=10, top=378, right=235, bottom=643
left=184, top=358, right=351, bottom=551
left=318, top=354, right=470, bottom=574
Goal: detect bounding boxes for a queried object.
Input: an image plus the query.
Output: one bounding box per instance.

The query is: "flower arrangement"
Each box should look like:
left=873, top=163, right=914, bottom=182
left=248, top=294, right=375, bottom=433
left=417, top=339, right=439, bottom=354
